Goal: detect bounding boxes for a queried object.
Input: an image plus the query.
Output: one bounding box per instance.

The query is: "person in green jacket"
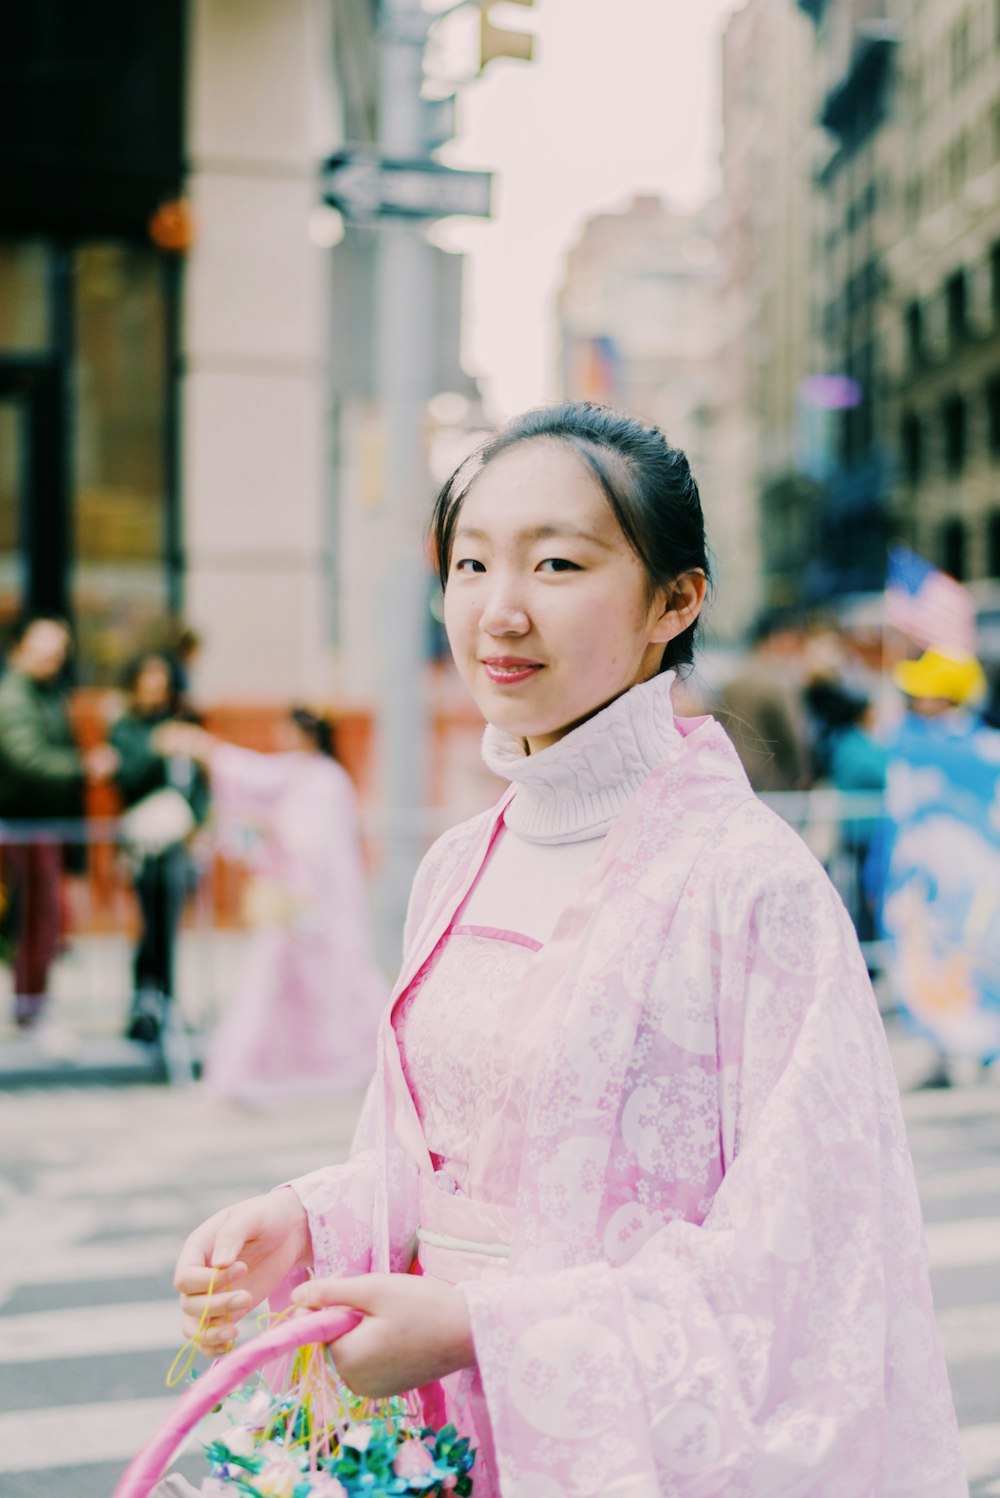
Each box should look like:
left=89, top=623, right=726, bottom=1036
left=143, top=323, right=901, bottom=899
left=109, top=652, right=209, bottom=1043
left=0, top=615, right=117, bottom=1028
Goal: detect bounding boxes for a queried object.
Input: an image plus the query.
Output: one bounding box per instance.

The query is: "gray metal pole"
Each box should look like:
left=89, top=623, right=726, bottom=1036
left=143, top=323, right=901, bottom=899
left=372, top=0, right=435, bottom=970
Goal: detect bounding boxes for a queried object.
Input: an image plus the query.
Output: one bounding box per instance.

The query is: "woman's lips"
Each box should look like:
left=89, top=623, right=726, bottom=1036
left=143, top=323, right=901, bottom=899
left=481, top=657, right=543, bottom=685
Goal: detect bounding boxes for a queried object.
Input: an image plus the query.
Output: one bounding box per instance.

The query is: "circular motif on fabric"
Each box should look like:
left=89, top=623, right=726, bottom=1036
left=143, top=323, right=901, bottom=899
left=536, top=1134, right=606, bottom=1205
left=627, top=1298, right=689, bottom=1384
left=650, top=1399, right=722, bottom=1473
left=620, top=1082, right=663, bottom=1173
left=620, top=1071, right=718, bottom=1183
left=602, top=1201, right=660, bottom=1265
left=717, top=1312, right=771, bottom=1416
left=509, top=1317, right=628, bottom=1438
left=747, top=1414, right=838, bottom=1495
left=653, top=959, right=717, bottom=1055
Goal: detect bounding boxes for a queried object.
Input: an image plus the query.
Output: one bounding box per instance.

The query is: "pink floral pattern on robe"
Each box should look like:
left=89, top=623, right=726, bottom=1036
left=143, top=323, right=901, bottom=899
left=290, top=716, right=966, bottom=1498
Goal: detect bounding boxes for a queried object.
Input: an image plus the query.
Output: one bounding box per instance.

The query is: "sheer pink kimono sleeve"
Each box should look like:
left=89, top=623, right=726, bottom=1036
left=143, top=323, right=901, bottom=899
left=288, top=1082, right=380, bottom=1278
left=284, top=825, right=459, bottom=1278
left=461, top=848, right=966, bottom=1497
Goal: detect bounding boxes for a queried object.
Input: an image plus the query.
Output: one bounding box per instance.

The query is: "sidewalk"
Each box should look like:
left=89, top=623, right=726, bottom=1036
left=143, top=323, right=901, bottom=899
left=0, top=928, right=249, bottom=1089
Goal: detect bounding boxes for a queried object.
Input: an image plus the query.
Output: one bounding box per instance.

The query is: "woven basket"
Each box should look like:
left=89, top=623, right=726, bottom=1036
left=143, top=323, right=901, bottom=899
left=112, top=1307, right=359, bottom=1498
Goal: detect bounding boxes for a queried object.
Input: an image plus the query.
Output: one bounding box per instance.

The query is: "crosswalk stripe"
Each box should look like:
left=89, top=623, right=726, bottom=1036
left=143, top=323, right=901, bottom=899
left=924, top=1217, right=1000, bottom=1269
left=936, top=1303, right=1000, bottom=1365
left=901, top=1087, right=1000, bottom=1121
left=0, top=1395, right=181, bottom=1473
left=918, top=1165, right=1000, bottom=1203
left=0, top=1300, right=181, bottom=1364
left=5, top=1238, right=179, bottom=1288
left=960, top=1421, right=1000, bottom=1483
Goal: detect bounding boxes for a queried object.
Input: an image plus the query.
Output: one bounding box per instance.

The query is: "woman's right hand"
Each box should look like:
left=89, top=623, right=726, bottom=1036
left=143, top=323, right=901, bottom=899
left=173, top=1188, right=312, bottom=1353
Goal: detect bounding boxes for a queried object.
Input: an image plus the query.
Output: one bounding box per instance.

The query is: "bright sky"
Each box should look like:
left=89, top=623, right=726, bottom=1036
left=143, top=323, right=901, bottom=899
left=435, top=0, right=745, bottom=418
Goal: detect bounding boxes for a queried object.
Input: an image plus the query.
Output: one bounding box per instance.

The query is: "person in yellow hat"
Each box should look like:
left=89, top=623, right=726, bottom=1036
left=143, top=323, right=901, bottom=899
left=892, top=647, right=986, bottom=722
left=885, top=646, right=996, bottom=1088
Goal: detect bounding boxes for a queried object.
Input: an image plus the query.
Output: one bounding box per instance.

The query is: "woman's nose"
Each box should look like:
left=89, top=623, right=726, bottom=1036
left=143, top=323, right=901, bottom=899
left=479, top=578, right=530, bottom=635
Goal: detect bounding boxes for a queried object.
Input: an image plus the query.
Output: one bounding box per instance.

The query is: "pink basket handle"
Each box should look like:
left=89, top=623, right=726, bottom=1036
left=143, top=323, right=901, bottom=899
left=113, top=1306, right=360, bottom=1498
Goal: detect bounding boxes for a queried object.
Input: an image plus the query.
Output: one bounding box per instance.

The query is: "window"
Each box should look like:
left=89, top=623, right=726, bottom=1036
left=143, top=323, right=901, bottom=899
left=943, top=395, right=968, bottom=475
left=988, top=510, right=1000, bottom=577
left=946, top=268, right=968, bottom=343
left=952, top=15, right=972, bottom=89
left=901, top=413, right=923, bottom=483
left=948, top=132, right=969, bottom=194
left=905, top=300, right=924, bottom=368
left=987, top=374, right=1000, bottom=455
left=905, top=175, right=922, bottom=226
left=941, top=518, right=968, bottom=580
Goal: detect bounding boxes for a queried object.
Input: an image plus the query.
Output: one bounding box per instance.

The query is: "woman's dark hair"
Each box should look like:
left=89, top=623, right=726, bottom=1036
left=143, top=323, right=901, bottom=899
left=430, top=401, right=710, bottom=673
left=290, top=706, right=337, bottom=759
left=120, top=651, right=179, bottom=712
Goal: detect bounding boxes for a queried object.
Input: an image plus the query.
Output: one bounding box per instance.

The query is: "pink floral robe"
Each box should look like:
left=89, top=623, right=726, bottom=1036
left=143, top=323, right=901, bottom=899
left=205, top=745, right=385, bottom=1102
left=289, top=715, right=966, bottom=1497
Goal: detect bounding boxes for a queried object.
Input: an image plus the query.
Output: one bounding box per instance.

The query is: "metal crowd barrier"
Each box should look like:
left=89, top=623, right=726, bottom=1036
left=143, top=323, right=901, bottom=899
left=760, top=788, right=888, bottom=976
left=0, top=788, right=889, bottom=1085
left=0, top=819, right=226, bottom=1085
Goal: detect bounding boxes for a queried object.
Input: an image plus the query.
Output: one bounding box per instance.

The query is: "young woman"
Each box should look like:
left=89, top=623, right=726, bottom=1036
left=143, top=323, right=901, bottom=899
left=157, top=708, right=386, bottom=1104
left=173, top=406, right=964, bottom=1496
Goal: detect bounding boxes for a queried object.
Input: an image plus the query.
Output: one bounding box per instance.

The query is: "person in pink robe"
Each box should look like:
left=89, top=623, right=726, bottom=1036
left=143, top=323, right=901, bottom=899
left=172, top=405, right=966, bottom=1497
left=160, top=709, right=385, bottom=1102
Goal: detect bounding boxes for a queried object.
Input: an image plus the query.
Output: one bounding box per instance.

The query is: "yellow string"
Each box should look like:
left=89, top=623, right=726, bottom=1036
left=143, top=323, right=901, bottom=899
left=166, top=1265, right=221, bottom=1388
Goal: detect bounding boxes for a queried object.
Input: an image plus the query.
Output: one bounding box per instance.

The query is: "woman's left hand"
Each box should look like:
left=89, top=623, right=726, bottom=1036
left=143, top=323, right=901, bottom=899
left=290, top=1273, right=474, bottom=1398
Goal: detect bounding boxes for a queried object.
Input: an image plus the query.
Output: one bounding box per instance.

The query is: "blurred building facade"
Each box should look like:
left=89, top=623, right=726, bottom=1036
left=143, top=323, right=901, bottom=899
left=555, top=196, right=758, bottom=637
left=883, top=0, right=1000, bottom=583
left=719, top=0, right=816, bottom=618
left=798, top=0, right=1000, bottom=600
left=0, top=0, right=472, bottom=724
left=707, top=0, right=1000, bottom=625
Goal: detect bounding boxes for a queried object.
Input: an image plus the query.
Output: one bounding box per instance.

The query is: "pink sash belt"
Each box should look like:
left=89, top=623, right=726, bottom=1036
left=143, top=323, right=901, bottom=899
left=415, top=1175, right=514, bottom=1284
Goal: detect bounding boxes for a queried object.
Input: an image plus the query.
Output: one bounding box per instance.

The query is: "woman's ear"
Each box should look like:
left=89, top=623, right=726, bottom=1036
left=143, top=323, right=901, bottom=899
left=650, top=570, right=707, bottom=644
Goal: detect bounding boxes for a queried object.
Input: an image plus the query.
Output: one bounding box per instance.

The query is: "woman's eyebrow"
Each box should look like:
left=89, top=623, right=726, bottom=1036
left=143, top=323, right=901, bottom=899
left=454, top=522, right=611, bottom=548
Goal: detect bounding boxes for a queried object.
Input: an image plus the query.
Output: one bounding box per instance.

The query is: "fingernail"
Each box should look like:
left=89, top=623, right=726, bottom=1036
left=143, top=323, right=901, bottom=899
left=231, top=1292, right=251, bottom=1308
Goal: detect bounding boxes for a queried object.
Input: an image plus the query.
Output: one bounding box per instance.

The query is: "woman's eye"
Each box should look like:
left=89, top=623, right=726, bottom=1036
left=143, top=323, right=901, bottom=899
left=537, top=558, right=581, bottom=573
left=453, top=557, right=486, bottom=574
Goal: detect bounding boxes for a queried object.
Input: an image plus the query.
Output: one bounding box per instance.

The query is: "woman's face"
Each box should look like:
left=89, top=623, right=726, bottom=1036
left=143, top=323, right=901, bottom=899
left=134, top=658, right=172, bottom=713
left=443, top=440, right=704, bottom=752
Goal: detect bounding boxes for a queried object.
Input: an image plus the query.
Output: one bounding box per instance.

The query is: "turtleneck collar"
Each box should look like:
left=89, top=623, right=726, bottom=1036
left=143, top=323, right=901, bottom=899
left=481, top=671, right=680, bottom=845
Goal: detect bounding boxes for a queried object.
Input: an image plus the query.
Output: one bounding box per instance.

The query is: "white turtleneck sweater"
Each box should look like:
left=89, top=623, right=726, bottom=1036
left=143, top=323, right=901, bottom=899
left=458, top=672, right=681, bottom=943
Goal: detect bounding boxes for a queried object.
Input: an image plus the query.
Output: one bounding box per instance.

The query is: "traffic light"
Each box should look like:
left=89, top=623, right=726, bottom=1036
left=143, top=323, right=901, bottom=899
left=479, top=0, right=536, bottom=70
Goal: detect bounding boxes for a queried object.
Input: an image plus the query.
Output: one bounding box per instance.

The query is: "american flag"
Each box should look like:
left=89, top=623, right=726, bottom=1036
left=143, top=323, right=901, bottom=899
left=885, top=545, right=976, bottom=654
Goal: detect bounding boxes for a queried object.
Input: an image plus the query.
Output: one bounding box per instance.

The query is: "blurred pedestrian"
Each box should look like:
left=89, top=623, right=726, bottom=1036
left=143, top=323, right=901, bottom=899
left=894, top=646, right=987, bottom=732
left=157, top=708, right=385, bottom=1103
left=110, top=652, right=210, bottom=1044
left=0, top=615, right=116, bottom=1035
left=713, top=608, right=813, bottom=791
left=171, top=404, right=962, bottom=1497
left=805, top=677, right=889, bottom=947
left=881, top=646, right=1000, bottom=1087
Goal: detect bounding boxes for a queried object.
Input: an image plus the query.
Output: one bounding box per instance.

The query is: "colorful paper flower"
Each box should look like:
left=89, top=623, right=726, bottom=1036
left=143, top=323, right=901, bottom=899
left=218, top=1426, right=256, bottom=1459
left=255, top=1459, right=298, bottom=1498
left=339, top=1424, right=374, bottom=1452
left=393, top=1440, right=435, bottom=1479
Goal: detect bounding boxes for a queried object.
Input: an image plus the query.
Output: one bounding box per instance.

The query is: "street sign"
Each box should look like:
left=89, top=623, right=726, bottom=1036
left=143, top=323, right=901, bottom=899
left=322, top=150, right=493, bottom=223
